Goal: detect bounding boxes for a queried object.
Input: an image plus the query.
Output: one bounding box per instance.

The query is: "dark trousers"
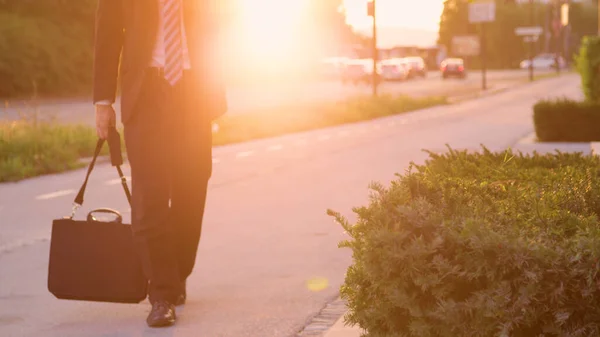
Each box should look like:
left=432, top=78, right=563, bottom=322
left=124, top=69, right=212, bottom=303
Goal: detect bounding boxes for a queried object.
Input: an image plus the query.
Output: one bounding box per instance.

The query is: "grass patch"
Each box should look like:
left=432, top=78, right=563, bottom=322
left=1, top=94, right=446, bottom=182
left=213, top=94, right=447, bottom=145
left=0, top=121, right=107, bottom=182
left=532, top=69, right=572, bottom=81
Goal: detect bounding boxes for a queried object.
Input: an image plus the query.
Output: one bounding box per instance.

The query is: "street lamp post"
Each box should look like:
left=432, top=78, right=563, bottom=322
left=529, top=0, right=534, bottom=81
left=368, top=0, right=378, bottom=97
left=555, top=0, right=561, bottom=74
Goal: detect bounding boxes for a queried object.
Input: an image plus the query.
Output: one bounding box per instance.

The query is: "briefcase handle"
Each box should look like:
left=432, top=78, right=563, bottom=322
left=87, top=208, right=123, bottom=224
left=66, top=128, right=131, bottom=219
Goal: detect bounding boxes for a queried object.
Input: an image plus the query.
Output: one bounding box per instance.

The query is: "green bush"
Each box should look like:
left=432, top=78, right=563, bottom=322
left=533, top=98, right=600, bottom=142
left=329, top=147, right=600, bottom=336
left=575, top=35, right=600, bottom=102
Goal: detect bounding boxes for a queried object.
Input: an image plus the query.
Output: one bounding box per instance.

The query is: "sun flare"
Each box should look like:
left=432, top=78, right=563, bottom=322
left=229, top=0, right=309, bottom=62
left=220, top=0, right=443, bottom=83
left=220, top=0, right=326, bottom=82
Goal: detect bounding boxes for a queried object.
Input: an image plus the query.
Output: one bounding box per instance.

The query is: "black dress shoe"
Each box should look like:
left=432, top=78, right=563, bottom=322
left=146, top=300, right=176, bottom=328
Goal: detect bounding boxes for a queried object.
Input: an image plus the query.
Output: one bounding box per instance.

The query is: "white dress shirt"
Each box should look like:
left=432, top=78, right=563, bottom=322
left=96, top=0, right=191, bottom=105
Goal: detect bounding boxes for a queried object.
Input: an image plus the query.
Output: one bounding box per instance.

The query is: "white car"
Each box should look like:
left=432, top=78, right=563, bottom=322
left=520, top=53, right=566, bottom=70
left=380, top=58, right=409, bottom=81
left=341, top=59, right=381, bottom=84
left=403, top=56, right=427, bottom=78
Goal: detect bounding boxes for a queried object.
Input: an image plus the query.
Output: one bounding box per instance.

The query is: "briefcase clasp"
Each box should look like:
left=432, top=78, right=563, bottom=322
left=65, top=203, right=81, bottom=220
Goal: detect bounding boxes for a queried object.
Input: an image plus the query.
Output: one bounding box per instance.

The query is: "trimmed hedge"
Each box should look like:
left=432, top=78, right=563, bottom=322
left=535, top=35, right=600, bottom=143
left=533, top=98, right=600, bottom=142
left=329, top=147, right=600, bottom=336
left=575, top=35, right=600, bottom=103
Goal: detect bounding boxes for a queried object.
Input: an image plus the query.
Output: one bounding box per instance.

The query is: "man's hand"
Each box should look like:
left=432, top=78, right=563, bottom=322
left=95, top=104, right=117, bottom=140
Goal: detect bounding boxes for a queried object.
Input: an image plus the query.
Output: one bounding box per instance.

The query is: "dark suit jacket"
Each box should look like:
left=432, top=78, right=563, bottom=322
left=93, top=0, right=227, bottom=124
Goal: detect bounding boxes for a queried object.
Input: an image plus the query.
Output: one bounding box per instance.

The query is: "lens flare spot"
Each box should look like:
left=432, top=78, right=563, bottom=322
left=306, top=277, right=329, bottom=292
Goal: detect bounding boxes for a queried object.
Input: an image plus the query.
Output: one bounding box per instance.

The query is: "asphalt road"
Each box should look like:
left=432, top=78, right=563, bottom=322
left=0, top=69, right=556, bottom=126
left=0, top=73, right=578, bottom=337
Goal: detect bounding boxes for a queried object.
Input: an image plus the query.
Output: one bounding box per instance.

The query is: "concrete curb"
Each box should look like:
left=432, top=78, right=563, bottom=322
left=590, top=142, right=600, bottom=155
left=513, top=132, right=593, bottom=155
left=77, top=155, right=129, bottom=166
left=447, top=86, right=510, bottom=104
left=77, top=156, right=109, bottom=166
left=448, top=72, right=569, bottom=105
left=517, top=132, right=537, bottom=144
left=296, top=297, right=349, bottom=336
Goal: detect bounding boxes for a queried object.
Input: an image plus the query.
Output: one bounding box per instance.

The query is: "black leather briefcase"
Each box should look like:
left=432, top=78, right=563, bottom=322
left=48, top=129, right=148, bottom=304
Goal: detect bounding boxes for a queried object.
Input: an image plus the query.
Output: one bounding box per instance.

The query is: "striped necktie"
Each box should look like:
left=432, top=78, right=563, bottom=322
left=163, top=0, right=183, bottom=86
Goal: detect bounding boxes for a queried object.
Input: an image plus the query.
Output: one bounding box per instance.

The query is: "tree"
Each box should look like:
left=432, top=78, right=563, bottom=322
left=301, top=0, right=362, bottom=55
left=309, top=0, right=357, bottom=42
left=0, top=0, right=96, bottom=97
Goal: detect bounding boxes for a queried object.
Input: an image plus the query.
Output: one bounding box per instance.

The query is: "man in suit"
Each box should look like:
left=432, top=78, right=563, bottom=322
left=93, top=0, right=227, bottom=327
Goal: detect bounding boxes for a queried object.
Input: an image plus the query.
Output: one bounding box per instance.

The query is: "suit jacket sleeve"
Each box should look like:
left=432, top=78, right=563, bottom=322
left=93, top=0, right=124, bottom=104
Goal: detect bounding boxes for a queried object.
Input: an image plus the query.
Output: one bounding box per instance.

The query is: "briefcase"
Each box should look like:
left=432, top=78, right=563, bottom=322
left=48, top=129, right=148, bottom=304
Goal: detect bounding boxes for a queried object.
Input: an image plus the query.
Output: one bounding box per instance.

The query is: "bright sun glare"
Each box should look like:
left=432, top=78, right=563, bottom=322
left=221, top=0, right=443, bottom=83
left=231, top=0, right=309, bottom=62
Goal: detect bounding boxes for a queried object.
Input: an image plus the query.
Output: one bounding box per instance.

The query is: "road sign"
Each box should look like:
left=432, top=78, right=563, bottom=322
left=452, top=35, right=480, bottom=56
left=469, top=1, right=496, bottom=23
left=515, top=26, right=543, bottom=36
left=367, top=0, right=374, bottom=17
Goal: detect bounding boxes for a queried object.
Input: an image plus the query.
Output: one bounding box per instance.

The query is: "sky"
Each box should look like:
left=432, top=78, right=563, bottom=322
left=234, top=0, right=444, bottom=32
left=343, top=0, right=444, bottom=31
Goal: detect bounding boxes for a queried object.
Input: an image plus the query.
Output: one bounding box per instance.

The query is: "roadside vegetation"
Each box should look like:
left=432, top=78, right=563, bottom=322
left=534, top=98, right=600, bottom=142
left=0, top=120, right=104, bottom=182
left=0, top=1, right=95, bottom=99
left=533, top=36, right=600, bottom=142
left=213, top=95, right=446, bottom=145
left=0, top=95, right=446, bottom=182
left=330, top=148, right=600, bottom=336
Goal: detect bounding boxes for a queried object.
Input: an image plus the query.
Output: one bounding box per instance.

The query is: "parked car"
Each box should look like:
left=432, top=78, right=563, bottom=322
left=403, top=56, right=427, bottom=78
left=441, top=58, right=466, bottom=79
left=380, top=58, right=409, bottom=81
left=341, top=59, right=381, bottom=85
left=520, top=53, right=566, bottom=70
